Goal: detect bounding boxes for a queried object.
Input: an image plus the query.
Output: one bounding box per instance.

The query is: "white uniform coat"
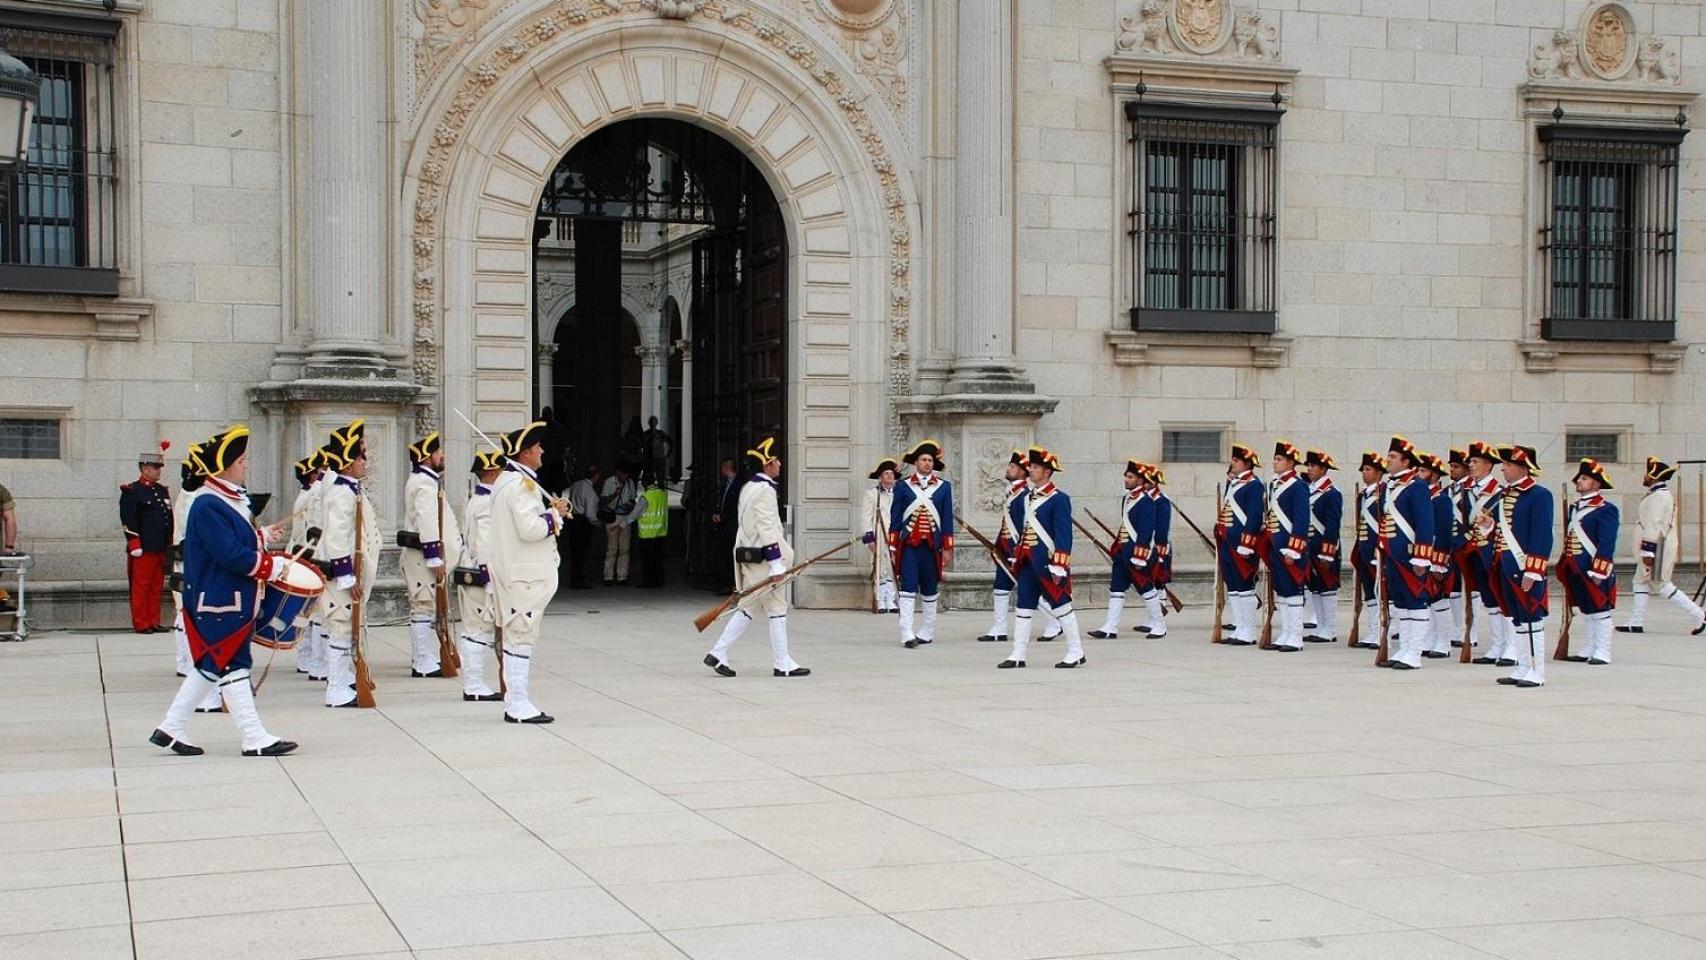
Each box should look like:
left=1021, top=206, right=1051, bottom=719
left=735, top=475, right=793, bottom=616
left=320, top=476, right=381, bottom=635
left=486, top=462, right=561, bottom=645
left=401, top=468, right=463, bottom=611
left=458, top=483, right=496, bottom=629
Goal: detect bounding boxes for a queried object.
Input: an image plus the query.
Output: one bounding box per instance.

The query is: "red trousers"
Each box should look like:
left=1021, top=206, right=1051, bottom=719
left=127, top=550, right=166, bottom=630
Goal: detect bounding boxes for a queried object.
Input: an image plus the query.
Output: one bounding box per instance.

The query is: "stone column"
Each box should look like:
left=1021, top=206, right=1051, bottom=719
left=675, top=338, right=692, bottom=474
left=947, top=0, right=1031, bottom=395
left=536, top=342, right=558, bottom=413
left=302, top=0, right=390, bottom=373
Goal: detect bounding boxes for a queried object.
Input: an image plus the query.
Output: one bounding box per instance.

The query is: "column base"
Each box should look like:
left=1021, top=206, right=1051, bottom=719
left=944, top=358, right=1040, bottom=396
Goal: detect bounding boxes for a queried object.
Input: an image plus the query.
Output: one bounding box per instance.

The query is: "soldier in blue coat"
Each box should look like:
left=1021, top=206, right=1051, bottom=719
left=148, top=425, right=299, bottom=757
left=1265, top=442, right=1312, bottom=651
left=1477, top=444, right=1554, bottom=688
left=1558, top=458, right=1621, bottom=665
left=1092, top=458, right=1152, bottom=639
left=999, top=447, right=1088, bottom=669
left=1381, top=436, right=1437, bottom=670
left=1302, top=449, right=1342, bottom=644
left=1217, top=444, right=1267, bottom=646
left=888, top=440, right=954, bottom=649
left=1462, top=442, right=1510, bottom=665
left=1419, top=453, right=1458, bottom=659
left=1142, top=465, right=1173, bottom=637
left=1349, top=452, right=1386, bottom=649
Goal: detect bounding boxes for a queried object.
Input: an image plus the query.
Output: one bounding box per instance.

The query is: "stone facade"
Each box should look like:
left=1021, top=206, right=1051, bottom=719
left=1, top=0, right=1702, bottom=624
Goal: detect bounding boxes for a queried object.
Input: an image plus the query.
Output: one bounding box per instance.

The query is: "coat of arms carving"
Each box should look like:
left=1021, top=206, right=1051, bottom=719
left=1173, top=0, right=1227, bottom=53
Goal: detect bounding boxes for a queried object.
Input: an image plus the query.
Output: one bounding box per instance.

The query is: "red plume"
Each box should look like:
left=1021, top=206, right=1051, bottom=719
left=160, top=440, right=171, bottom=452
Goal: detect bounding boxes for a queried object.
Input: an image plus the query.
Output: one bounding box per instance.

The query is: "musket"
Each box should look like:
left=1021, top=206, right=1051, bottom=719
left=954, top=514, right=1021, bottom=583
left=1083, top=507, right=1184, bottom=612
left=352, top=492, right=377, bottom=708
left=1211, top=482, right=1226, bottom=644
left=1351, top=484, right=1364, bottom=651
left=1554, top=483, right=1574, bottom=661
left=1170, top=498, right=1218, bottom=553
left=1072, top=516, right=1113, bottom=559
left=495, top=625, right=506, bottom=697
left=434, top=486, right=460, bottom=678
left=693, top=535, right=862, bottom=633
left=1375, top=484, right=1391, bottom=666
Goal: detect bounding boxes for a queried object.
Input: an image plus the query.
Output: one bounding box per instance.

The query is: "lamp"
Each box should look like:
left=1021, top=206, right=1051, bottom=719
left=0, top=43, right=40, bottom=172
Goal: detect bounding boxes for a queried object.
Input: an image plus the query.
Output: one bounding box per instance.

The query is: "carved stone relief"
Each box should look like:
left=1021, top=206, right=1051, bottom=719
left=1528, top=2, right=1678, bottom=85
left=1115, top=0, right=1278, bottom=62
left=798, top=0, right=909, bottom=121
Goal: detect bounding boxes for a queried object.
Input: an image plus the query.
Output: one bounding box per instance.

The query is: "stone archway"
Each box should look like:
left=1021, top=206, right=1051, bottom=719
left=404, top=6, right=916, bottom=602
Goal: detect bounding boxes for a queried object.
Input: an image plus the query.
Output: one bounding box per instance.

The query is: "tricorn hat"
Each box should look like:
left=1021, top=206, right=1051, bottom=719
left=1124, top=457, right=1146, bottom=477
left=325, top=419, right=366, bottom=469
left=292, top=454, right=321, bottom=487
left=903, top=439, right=945, bottom=470
left=1305, top=449, right=1337, bottom=471
left=1574, top=457, right=1613, bottom=490
left=471, top=449, right=505, bottom=474
left=1498, top=444, right=1540, bottom=476
left=1230, top=443, right=1261, bottom=468
left=1467, top=440, right=1501, bottom=464
left=1359, top=450, right=1387, bottom=474
left=1388, top=435, right=1419, bottom=466
left=868, top=456, right=900, bottom=480
left=1419, top=452, right=1446, bottom=474
left=194, top=425, right=250, bottom=477
left=1644, top=456, right=1677, bottom=485
left=1274, top=441, right=1302, bottom=464
left=505, top=421, right=546, bottom=458
left=408, top=431, right=442, bottom=464
left=1448, top=447, right=1469, bottom=468
left=1026, top=446, right=1062, bottom=473
left=745, top=436, right=780, bottom=468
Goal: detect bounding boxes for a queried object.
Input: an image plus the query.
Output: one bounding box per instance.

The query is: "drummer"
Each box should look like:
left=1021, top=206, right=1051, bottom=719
left=148, top=425, right=299, bottom=757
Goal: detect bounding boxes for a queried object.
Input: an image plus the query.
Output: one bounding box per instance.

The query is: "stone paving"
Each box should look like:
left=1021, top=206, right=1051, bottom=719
left=4, top=591, right=1706, bottom=960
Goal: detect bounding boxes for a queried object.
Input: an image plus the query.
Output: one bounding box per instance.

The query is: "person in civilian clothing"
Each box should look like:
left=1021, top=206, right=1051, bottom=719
left=120, top=442, right=174, bottom=633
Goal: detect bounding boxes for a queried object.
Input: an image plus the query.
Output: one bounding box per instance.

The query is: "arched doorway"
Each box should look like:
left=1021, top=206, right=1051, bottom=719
left=531, top=117, right=786, bottom=588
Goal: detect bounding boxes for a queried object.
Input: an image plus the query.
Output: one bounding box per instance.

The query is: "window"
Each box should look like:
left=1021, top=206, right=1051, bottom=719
left=1162, top=428, right=1224, bottom=464
left=1127, top=100, right=1279, bottom=334
left=0, top=418, right=60, bottom=459
left=0, top=12, right=120, bottom=296
left=1538, top=125, right=1683, bottom=342
left=1565, top=432, right=1621, bottom=464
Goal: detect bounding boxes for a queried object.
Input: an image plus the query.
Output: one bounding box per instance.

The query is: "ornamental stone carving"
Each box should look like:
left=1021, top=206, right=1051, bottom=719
left=1116, top=0, right=1278, bottom=62
left=802, top=0, right=909, bottom=122
left=972, top=437, right=1016, bottom=513
left=1528, top=2, right=1678, bottom=85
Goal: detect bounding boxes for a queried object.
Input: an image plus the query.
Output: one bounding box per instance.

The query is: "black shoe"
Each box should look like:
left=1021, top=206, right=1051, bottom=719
left=1562, top=655, right=1589, bottom=663
left=504, top=712, right=555, bottom=724
left=309, top=675, right=326, bottom=682
left=410, top=668, right=444, bottom=678
left=194, top=705, right=225, bottom=714
left=175, top=672, right=186, bottom=678
left=1304, top=622, right=1318, bottom=631
left=463, top=692, right=503, bottom=702
left=1055, top=657, right=1086, bottom=668
left=1515, top=680, right=1543, bottom=688
left=1389, top=661, right=1416, bottom=670
left=1304, top=636, right=1335, bottom=643
left=773, top=667, right=812, bottom=677
left=1088, top=630, right=1117, bottom=639
left=1496, top=677, right=1519, bottom=685
left=1351, top=641, right=1378, bottom=649
left=903, top=638, right=932, bottom=648
left=1422, top=651, right=1451, bottom=659
left=1376, top=660, right=1393, bottom=667
left=1270, top=645, right=1299, bottom=652
left=976, top=634, right=1006, bottom=643
left=1695, top=620, right=1706, bottom=636
left=603, top=580, right=615, bottom=587
left=1588, top=659, right=1610, bottom=665
left=1135, top=625, right=1153, bottom=634
left=1146, top=630, right=1167, bottom=638
left=242, top=740, right=299, bottom=757
left=148, top=729, right=203, bottom=756
left=997, top=659, right=1025, bottom=669
left=1221, top=623, right=1236, bottom=632
left=1496, top=659, right=1517, bottom=667
left=1225, top=639, right=1254, bottom=646
left=329, top=700, right=359, bottom=708
left=1473, top=656, right=1496, bottom=664
left=1616, top=625, right=1644, bottom=633
left=703, top=654, right=735, bottom=678
left=1037, top=632, right=1060, bottom=642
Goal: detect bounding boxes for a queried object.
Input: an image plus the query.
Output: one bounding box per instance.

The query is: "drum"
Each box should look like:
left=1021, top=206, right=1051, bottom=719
left=253, top=555, right=326, bottom=650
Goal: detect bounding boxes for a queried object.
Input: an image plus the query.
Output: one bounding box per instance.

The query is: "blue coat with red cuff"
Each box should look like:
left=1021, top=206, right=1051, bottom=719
left=888, top=474, right=955, bottom=552
left=1217, top=472, right=1266, bottom=582
left=1307, top=479, right=1342, bottom=590
left=1009, top=483, right=1074, bottom=574
left=181, top=479, right=274, bottom=673
left=1483, top=478, right=1554, bottom=622
left=1265, top=472, right=1311, bottom=588
left=1382, top=470, right=1437, bottom=607
left=1558, top=495, right=1619, bottom=613
left=1152, top=491, right=1174, bottom=585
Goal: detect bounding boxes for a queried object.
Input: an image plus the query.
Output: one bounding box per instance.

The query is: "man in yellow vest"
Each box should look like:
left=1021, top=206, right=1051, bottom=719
left=635, top=472, right=669, bottom=588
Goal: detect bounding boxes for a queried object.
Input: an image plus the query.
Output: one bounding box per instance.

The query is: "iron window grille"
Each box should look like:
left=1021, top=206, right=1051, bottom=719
left=1162, top=428, right=1225, bottom=464
left=1538, top=124, right=1684, bottom=342
left=0, top=11, right=120, bottom=297
left=1564, top=432, right=1621, bottom=464
left=0, top=417, right=60, bottom=459
left=1127, top=100, right=1279, bottom=334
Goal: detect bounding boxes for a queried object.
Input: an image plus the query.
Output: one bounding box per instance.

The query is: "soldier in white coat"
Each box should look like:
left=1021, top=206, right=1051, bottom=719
left=319, top=421, right=381, bottom=708
left=1619, top=457, right=1706, bottom=636
left=859, top=457, right=899, bottom=614
left=288, top=451, right=327, bottom=681
left=486, top=421, right=570, bottom=723
left=703, top=437, right=810, bottom=678
left=456, top=449, right=505, bottom=702
left=400, top=432, right=463, bottom=678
